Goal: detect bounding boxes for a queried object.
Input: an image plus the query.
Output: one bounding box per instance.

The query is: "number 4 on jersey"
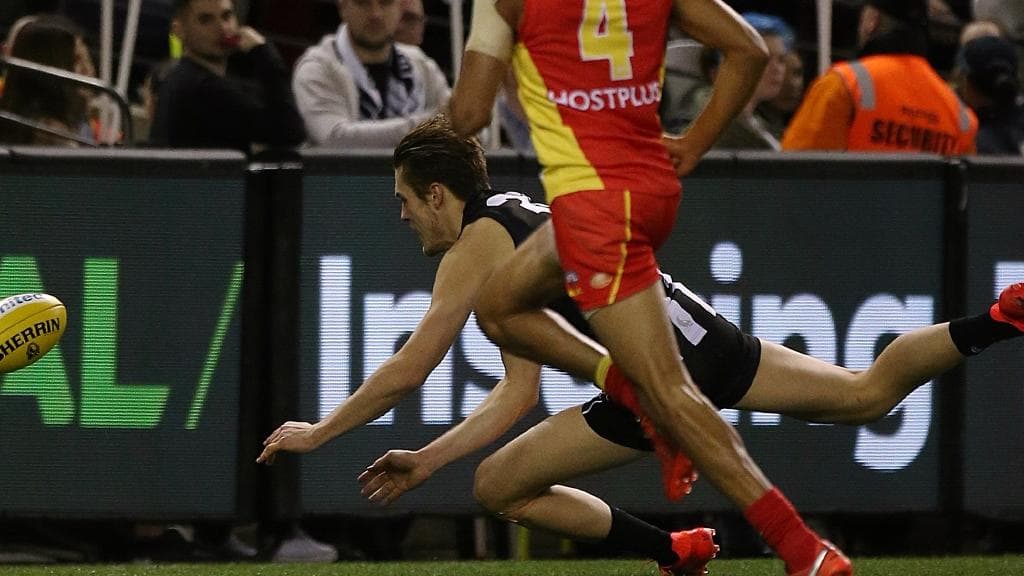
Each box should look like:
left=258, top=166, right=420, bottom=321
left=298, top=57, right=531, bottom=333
left=578, top=0, right=635, bottom=81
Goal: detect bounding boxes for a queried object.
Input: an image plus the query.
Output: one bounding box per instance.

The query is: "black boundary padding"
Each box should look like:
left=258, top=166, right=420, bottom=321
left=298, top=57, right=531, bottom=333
left=300, top=148, right=394, bottom=176
left=714, top=150, right=948, bottom=180
left=249, top=151, right=306, bottom=535
left=7, top=148, right=1020, bottom=527
left=2, top=147, right=250, bottom=522
left=299, top=148, right=546, bottom=202
left=960, top=155, right=1024, bottom=181
left=4, top=147, right=247, bottom=177
left=939, top=159, right=968, bottom=534
left=235, top=160, right=272, bottom=525
left=299, top=148, right=532, bottom=178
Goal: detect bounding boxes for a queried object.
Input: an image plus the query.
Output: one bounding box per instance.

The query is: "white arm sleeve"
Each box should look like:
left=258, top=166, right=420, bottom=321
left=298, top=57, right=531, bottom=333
left=464, top=0, right=514, bottom=61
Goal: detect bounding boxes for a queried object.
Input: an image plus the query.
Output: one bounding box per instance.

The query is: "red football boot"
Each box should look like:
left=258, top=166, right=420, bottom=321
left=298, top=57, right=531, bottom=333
left=991, top=282, right=1024, bottom=332
left=659, top=527, right=719, bottom=576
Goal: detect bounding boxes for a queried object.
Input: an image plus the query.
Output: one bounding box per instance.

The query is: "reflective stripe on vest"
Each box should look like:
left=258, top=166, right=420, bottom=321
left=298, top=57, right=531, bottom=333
left=849, top=60, right=876, bottom=111
left=849, top=59, right=973, bottom=135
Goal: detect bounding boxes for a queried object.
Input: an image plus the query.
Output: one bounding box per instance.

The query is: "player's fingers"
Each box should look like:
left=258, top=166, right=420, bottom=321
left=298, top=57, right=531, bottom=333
left=357, top=458, right=387, bottom=483
left=262, top=430, right=279, bottom=445
left=358, top=452, right=394, bottom=482
left=256, top=444, right=277, bottom=464
left=367, top=480, right=393, bottom=504
left=356, top=467, right=377, bottom=485
left=359, top=471, right=388, bottom=497
left=383, top=486, right=403, bottom=505
left=264, top=427, right=290, bottom=446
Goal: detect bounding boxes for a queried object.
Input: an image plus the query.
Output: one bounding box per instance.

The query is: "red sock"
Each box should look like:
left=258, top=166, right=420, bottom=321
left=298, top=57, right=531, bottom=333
left=744, top=487, right=821, bottom=573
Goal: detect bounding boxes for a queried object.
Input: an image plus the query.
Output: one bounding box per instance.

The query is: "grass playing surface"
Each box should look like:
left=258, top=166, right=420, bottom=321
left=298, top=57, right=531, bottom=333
left=2, top=557, right=1024, bottom=576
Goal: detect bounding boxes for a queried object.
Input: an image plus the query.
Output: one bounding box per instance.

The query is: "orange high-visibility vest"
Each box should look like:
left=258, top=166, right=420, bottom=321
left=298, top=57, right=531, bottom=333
left=834, top=54, right=977, bottom=154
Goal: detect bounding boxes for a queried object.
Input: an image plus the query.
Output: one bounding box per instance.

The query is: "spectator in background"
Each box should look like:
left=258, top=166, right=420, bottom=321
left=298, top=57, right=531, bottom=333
left=974, top=0, right=1024, bottom=37
left=150, top=0, right=305, bottom=153
left=757, top=50, right=805, bottom=142
left=1, top=13, right=38, bottom=57
left=974, top=0, right=1024, bottom=83
left=394, top=0, right=425, bottom=46
left=956, top=35, right=1024, bottom=155
left=959, top=19, right=1004, bottom=46
left=783, top=0, right=977, bottom=154
left=135, top=58, right=176, bottom=143
left=659, top=41, right=725, bottom=134
left=661, top=13, right=792, bottom=150
left=496, top=70, right=534, bottom=155
left=0, top=15, right=92, bottom=145
left=291, top=0, right=449, bottom=149
left=710, top=12, right=791, bottom=149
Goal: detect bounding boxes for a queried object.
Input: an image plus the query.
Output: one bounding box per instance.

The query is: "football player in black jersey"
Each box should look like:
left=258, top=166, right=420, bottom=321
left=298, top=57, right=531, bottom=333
left=260, top=116, right=1024, bottom=574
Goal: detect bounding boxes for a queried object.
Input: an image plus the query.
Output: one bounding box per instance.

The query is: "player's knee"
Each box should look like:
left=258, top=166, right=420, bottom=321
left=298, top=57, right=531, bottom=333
left=853, top=395, right=900, bottom=424
left=841, top=374, right=899, bottom=424
left=473, top=455, right=515, bottom=514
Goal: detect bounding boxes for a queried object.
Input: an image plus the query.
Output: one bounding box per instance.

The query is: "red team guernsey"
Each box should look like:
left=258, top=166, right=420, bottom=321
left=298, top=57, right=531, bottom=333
left=513, top=0, right=681, bottom=202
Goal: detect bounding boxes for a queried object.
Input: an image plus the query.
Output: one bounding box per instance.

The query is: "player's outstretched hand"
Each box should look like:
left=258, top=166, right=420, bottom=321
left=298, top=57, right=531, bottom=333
left=358, top=450, right=434, bottom=506
left=662, top=133, right=702, bottom=176
left=257, top=420, right=319, bottom=465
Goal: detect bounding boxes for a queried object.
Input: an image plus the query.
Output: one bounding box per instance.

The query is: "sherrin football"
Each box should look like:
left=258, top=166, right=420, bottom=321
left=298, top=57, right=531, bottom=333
left=0, top=293, right=67, bottom=374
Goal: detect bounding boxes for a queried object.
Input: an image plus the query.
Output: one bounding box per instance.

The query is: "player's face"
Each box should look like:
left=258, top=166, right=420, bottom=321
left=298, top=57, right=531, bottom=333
left=340, top=0, right=401, bottom=52
left=395, top=170, right=449, bottom=257
left=174, top=0, right=239, bottom=62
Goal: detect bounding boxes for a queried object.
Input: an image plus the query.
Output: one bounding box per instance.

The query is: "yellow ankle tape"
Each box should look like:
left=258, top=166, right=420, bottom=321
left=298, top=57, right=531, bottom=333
left=594, top=355, right=613, bottom=390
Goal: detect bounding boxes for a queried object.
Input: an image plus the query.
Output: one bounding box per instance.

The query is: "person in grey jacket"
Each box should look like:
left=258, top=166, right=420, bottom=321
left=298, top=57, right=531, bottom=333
left=292, top=0, right=450, bottom=149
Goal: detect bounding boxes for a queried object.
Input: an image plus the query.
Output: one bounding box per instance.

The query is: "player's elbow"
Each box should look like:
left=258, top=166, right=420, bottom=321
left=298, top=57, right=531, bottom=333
left=745, top=36, right=770, bottom=71
left=449, top=99, right=492, bottom=136
left=723, top=28, right=769, bottom=73
left=475, top=297, right=510, bottom=347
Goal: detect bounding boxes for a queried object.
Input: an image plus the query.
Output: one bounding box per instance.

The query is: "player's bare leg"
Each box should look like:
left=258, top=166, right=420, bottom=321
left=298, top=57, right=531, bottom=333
left=738, top=324, right=962, bottom=424
left=474, top=406, right=718, bottom=573
left=586, top=282, right=771, bottom=508
left=739, top=282, right=1024, bottom=423
left=476, top=225, right=835, bottom=575
left=474, top=406, right=642, bottom=538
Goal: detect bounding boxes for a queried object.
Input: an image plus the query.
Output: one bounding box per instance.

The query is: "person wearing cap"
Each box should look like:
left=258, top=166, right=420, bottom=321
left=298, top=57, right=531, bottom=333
left=956, top=35, right=1024, bottom=155
left=973, top=0, right=1024, bottom=65
left=782, top=0, right=978, bottom=154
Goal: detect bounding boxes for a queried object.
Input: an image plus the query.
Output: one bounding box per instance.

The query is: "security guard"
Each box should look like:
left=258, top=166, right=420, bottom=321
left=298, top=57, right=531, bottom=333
left=783, top=0, right=977, bottom=154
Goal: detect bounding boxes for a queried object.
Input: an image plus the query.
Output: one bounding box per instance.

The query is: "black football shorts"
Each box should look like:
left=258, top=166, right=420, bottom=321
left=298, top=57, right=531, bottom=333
left=581, top=276, right=761, bottom=450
